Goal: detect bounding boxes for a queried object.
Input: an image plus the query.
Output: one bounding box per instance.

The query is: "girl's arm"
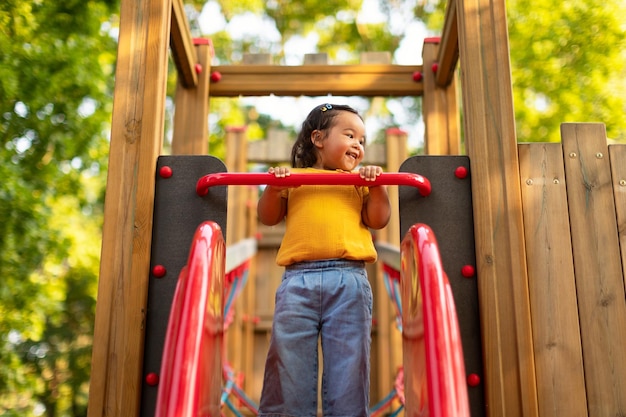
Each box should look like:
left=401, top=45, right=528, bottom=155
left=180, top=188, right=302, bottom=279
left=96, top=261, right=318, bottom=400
left=359, top=166, right=391, bottom=229
left=362, top=185, right=391, bottom=229
left=257, top=186, right=287, bottom=226
left=257, top=167, right=290, bottom=226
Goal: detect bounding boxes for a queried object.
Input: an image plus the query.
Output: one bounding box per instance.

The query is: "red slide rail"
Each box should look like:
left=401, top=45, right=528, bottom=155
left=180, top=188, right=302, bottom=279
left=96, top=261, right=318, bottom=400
left=155, top=221, right=225, bottom=417
left=196, top=171, right=432, bottom=197
left=400, top=224, right=470, bottom=417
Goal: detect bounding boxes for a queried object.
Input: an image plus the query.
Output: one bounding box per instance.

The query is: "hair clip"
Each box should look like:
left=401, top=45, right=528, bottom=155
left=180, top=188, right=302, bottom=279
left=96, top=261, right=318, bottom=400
left=320, top=104, right=332, bottom=112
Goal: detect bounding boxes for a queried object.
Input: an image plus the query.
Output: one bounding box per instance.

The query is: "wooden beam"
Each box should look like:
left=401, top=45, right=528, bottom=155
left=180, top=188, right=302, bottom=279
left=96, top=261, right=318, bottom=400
left=207, top=64, right=424, bottom=97
left=87, top=0, right=172, bottom=416
left=170, top=0, right=198, bottom=88
left=435, top=0, right=459, bottom=87
left=455, top=0, right=538, bottom=415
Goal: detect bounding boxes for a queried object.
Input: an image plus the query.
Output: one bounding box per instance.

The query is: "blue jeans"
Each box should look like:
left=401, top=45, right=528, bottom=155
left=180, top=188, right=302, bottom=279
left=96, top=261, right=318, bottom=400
left=258, top=259, right=373, bottom=417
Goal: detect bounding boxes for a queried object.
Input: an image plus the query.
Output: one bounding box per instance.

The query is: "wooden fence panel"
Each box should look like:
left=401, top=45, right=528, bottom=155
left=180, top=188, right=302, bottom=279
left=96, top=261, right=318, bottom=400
left=561, top=123, right=626, bottom=417
left=518, top=143, right=587, bottom=417
left=608, top=144, right=626, bottom=291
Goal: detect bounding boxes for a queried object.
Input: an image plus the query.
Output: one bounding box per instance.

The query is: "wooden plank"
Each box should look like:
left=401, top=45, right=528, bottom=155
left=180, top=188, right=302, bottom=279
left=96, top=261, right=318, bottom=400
left=435, top=0, right=459, bottom=87
left=518, top=143, right=587, bottom=417
left=455, top=0, right=538, bottom=414
left=422, top=40, right=461, bottom=156
left=608, top=144, right=626, bottom=292
left=561, top=123, right=626, bottom=416
left=170, top=0, right=197, bottom=88
left=208, top=64, right=423, bottom=97
left=171, top=40, right=213, bottom=155
left=87, top=1, right=172, bottom=417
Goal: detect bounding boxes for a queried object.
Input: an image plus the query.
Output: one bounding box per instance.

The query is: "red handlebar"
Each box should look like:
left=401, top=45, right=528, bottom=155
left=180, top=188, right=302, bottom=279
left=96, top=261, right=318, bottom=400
left=196, top=172, right=431, bottom=197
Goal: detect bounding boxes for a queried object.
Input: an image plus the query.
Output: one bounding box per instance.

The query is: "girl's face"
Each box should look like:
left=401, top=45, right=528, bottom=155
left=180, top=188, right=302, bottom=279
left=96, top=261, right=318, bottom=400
left=311, top=111, right=366, bottom=171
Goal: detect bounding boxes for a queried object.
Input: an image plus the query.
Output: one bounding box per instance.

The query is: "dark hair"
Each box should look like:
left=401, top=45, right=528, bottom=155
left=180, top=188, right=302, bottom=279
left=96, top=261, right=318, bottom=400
left=291, top=103, right=362, bottom=168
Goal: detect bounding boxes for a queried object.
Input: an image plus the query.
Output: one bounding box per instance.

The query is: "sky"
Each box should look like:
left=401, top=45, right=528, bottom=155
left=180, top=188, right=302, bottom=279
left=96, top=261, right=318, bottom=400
left=196, top=0, right=433, bottom=151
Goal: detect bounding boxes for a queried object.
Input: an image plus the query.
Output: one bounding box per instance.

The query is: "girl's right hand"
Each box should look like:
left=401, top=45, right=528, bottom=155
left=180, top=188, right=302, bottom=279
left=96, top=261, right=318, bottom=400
left=268, top=166, right=291, bottom=178
left=267, top=167, right=297, bottom=191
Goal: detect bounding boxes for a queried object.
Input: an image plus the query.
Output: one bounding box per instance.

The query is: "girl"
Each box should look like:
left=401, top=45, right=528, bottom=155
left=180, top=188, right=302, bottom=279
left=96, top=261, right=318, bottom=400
left=257, top=103, right=391, bottom=417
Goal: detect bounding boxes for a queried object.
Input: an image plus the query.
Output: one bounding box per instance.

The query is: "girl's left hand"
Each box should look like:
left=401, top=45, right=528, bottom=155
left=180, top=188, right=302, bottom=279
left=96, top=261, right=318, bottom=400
left=359, top=165, right=383, bottom=181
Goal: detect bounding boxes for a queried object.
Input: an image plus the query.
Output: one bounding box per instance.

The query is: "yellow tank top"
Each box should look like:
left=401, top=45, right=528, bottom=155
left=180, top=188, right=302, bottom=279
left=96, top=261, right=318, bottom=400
left=275, top=168, right=377, bottom=266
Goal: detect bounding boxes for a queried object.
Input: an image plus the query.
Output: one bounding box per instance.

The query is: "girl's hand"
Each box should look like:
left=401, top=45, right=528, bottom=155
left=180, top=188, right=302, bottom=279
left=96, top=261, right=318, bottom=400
left=359, top=165, right=383, bottom=182
left=266, top=166, right=296, bottom=191
left=268, top=166, right=291, bottom=178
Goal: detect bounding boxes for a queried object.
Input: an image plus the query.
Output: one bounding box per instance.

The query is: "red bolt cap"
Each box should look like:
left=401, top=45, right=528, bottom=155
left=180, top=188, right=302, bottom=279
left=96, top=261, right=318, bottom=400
left=454, top=166, right=468, bottom=179
left=159, top=166, right=173, bottom=179
left=210, top=71, right=222, bottom=82
left=194, top=63, right=203, bottom=74
left=412, top=71, right=423, bottom=82
left=461, top=265, right=475, bottom=278
left=431, top=62, right=439, bottom=73
left=467, top=373, right=481, bottom=387
left=146, top=372, right=159, bottom=386
left=152, top=265, right=166, bottom=278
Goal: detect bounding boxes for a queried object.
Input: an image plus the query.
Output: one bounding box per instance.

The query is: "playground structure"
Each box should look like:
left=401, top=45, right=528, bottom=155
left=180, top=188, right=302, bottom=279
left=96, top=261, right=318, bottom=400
left=87, top=0, right=626, bottom=416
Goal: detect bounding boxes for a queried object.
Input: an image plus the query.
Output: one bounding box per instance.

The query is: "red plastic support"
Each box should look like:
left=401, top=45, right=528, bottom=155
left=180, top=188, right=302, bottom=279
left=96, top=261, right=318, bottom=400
left=400, top=224, right=470, bottom=417
left=154, top=221, right=225, bottom=417
left=196, top=172, right=431, bottom=197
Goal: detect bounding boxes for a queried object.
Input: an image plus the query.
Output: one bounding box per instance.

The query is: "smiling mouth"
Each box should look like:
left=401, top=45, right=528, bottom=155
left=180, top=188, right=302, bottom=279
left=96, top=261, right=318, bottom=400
left=346, top=152, right=358, bottom=160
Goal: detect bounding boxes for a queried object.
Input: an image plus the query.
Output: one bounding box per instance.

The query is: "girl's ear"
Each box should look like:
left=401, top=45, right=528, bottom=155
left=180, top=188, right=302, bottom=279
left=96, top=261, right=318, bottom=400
left=311, top=130, right=324, bottom=148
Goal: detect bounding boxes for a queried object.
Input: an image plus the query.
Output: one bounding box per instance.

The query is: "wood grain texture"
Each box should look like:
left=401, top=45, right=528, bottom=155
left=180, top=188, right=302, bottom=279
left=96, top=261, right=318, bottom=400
left=422, top=41, right=461, bottom=156
left=561, top=123, right=626, bottom=417
left=170, top=0, right=197, bottom=88
left=88, top=1, right=172, bottom=417
left=608, top=144, right=626, bottom=296
left=171, top=42, right=212, bottom=155
left=207, top=64, right=423, bottom=97
left=456, top=0, right=538, bottom=414
left=518, top=143, right=587, bottom=417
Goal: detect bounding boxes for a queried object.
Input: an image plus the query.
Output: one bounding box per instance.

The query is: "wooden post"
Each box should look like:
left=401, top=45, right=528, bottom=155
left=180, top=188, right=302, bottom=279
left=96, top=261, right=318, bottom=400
left=224, top=126, right=249, bottom=400
left=87, top=1, right=172, bottom=417
left=455, top=0, right=539, bottom=414
left=171, top=39, right=214, bottom=155
left=422, top=38, right=461, bottom=155
left=376, top=128, right=408, bottom=409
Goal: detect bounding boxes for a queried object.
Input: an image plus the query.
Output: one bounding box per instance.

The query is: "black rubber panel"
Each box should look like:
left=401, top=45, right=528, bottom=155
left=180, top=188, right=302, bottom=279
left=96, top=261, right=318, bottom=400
left=140, top=155, right=227, bottom=417
left=399, top=155, right=485, bottom=417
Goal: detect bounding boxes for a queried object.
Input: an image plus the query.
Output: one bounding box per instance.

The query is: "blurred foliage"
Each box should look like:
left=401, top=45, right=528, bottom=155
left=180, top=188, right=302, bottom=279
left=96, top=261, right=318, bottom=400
left=411, top=0, right=626, bottom=142
left=0, top=0, right=115, bottom=415
left=508, top=0, right=626, bottom=142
